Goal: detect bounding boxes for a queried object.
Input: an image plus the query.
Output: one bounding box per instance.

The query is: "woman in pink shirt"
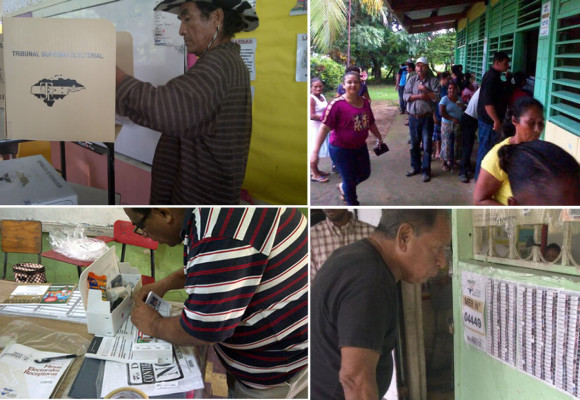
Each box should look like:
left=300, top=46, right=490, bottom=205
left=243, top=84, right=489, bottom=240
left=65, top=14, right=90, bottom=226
left=310, top=71, right=385, bottom=205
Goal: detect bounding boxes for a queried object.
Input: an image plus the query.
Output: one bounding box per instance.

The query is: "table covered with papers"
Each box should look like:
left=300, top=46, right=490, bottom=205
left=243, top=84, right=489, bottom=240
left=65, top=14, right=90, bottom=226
left=0, top=280, right=209, bottom=398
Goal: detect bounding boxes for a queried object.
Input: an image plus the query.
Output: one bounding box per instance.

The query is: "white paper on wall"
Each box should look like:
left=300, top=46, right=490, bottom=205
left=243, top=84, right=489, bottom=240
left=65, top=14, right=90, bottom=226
left=232, top=38, right=256, bottom=81
left=461, top=270, right=487, bottom=351
left=296, top=33, right=307, bottom=82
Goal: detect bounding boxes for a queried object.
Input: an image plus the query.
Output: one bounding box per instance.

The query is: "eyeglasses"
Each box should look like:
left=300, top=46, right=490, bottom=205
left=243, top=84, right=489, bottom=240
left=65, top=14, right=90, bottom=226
left=133, top=210, right=151, bottom=236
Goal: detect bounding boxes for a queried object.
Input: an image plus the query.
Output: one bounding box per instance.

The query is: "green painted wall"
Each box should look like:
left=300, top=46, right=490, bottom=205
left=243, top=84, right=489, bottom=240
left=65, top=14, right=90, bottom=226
left=1, top=208, right=308, bottom=303
left=452, top=209, right=580, bottom=399
left=0, top=234, right=187, bottom=302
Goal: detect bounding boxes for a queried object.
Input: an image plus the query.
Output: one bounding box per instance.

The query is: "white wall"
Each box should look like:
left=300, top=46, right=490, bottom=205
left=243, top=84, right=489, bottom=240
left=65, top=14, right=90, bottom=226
left=0, top=207, right=129, bottom=234
left=356, top=208, right=381, bottom=226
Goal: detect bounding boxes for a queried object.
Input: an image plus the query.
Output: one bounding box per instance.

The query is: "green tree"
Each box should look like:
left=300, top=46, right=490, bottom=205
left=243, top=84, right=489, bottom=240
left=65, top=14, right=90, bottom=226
left=423, top=32, right=456, bottom=72
left=311, top=0, right=384, bottom=53
left=311, top=0, right=457, bottom=82
left=310, top=54, right=344, bottom=90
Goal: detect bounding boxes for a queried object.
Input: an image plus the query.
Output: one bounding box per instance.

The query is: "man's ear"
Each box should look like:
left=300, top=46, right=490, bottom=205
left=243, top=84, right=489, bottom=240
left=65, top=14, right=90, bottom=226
left=212, top=8, right=224, bottom=27
left=154, top=208, right=175, bottom=224
left=397, top=223, right=413, bottom=252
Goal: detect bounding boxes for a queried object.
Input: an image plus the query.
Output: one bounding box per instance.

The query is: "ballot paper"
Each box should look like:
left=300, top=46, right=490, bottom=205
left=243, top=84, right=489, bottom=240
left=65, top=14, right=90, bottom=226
left=100, top=345, right=204, bottom=397
left=0, top=343, right=75, bottom=399
left=85, top=318, right=172, bottom=364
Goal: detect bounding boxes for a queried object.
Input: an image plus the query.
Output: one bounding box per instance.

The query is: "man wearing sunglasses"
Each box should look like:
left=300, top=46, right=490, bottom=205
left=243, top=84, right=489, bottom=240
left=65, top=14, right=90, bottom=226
left=124, top=207, right=308, bottom=399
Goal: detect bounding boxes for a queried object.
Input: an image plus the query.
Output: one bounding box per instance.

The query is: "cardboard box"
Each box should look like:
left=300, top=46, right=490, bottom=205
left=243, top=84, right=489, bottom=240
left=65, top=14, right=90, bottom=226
left=3, top=17, right=116, bottom=142
left=0, top=155, right=77, bottom=205
left=79, top=246, right=142, bottom=337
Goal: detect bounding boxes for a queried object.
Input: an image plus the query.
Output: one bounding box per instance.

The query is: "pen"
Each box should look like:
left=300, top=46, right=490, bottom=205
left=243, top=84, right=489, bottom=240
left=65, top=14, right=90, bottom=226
left=34, top=354, right=77, bottom=363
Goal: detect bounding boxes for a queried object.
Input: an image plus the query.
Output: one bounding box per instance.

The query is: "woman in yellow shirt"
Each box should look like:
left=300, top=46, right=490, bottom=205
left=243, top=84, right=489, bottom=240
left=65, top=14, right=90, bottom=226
left=473, top=97, right=544, bottom=205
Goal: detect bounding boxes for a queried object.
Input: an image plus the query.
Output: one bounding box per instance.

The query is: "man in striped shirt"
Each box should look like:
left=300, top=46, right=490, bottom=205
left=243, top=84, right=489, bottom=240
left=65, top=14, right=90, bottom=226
left=116, top=0, right=258, bottom=204
left=127, top=207, right=308, bottom=398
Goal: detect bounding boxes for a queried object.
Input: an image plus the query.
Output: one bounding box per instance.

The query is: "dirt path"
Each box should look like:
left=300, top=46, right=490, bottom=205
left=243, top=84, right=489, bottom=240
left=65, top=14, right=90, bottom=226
left=310, top=100, right=477, bottom=206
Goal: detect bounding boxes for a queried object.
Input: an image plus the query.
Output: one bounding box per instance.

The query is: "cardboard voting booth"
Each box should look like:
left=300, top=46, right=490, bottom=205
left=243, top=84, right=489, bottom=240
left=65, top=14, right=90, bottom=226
left=79, top=246, right=142, bottom=337
left=3, top=17, right=117, bottom=142
left=115, top=31, right=133, bottom=135
left=0, top=155, right=77, bottom=204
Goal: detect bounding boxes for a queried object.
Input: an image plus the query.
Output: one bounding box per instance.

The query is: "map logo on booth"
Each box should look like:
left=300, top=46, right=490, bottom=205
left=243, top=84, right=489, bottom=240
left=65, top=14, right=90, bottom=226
left=30, top=76, right=85, bottom=107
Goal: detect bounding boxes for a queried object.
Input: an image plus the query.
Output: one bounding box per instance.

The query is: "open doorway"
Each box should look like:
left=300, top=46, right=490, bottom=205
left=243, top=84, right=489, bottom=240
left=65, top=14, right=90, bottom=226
left=520, top=28, right=539, bottom=93
left=423, top=270, right=454, bottom=400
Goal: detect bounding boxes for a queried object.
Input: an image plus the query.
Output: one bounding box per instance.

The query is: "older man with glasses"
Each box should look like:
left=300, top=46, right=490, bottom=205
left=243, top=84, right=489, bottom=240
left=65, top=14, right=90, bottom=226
left=124, top=207, right=308, bottom=399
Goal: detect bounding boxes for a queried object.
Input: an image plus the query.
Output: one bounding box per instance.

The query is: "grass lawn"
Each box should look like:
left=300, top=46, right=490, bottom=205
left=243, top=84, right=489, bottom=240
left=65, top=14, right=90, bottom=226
left=322, top=82, right=400, bottom=107
left=367, top=82, right=400, bottom=106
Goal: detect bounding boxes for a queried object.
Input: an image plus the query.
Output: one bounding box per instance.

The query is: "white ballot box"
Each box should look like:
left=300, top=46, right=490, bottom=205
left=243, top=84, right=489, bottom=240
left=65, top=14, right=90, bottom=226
left=3, top=17, right=116, bottom=142
left=79, top=246, right=142, bottom=337
left=0, top=155, right=78, bottom=204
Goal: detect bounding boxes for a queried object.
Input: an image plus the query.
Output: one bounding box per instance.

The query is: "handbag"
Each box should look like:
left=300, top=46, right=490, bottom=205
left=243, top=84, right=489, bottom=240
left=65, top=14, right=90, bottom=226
left=12, top=262, right=47, bottom=284
left=373, top=141, right=390, bottom=156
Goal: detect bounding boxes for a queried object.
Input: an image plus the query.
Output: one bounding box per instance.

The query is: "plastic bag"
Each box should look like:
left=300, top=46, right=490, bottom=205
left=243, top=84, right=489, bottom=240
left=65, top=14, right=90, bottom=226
left=49, top=225, right=108, bottom=262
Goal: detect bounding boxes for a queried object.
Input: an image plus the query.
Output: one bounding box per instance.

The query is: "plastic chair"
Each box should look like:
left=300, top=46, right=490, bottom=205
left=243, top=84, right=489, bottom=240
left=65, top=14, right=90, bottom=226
left=42, top=233, right=114, bottom=277
left=41, top=248, right=101, bottom=277
left=42, top=220, right=158, bottom=279
left=113, top=220, right=158, bottom=280
left=1, top=220, right=43, bottom=280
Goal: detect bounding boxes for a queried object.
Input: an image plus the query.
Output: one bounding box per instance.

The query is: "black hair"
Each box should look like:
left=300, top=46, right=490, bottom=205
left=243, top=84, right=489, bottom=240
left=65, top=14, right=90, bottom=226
left=448, top=81, right=459, bottom=90
left=343, top=70, right=360, bottom=82
left=311, top=77, right=323, bottom=86
left=464, top=73, right=472, bottom=81
left=129, top=208, right=152, bottom=215
left=546, top=243, right=561, bottom=252
left=440, top=71, right=451, bottom=79
left=345, top=66, right=362, bottom=74
left=407, top=62, right=415, bottom=69
left=451, top=65, right=461, bottom=75
left=498, top=141, right=580, bottom=203
left=512, top=97, right=544, bottom=122
left=512, top=71, right=527, bottom=88
left=375, top=210, right=450, bottom=239
left=493, top=51, right=509, bottom=63
left=196, top=1, right=245, bottom=36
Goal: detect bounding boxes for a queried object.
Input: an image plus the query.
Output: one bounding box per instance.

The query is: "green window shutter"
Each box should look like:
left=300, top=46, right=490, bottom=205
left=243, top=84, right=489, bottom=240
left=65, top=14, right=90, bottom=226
left=490, top=3, right=503, bottom=38
left=465, top=16, right=486, bottom=82
left=550, top=11, right=580, bottom=136
left=501, top=0, right=518, bottom=32
left=558, top=0, right=580, bottom=18
left=456, top=29, right=467, bottom=67
left=487, top=37, right=500, bottom=68
left=457, top=29, right=466, bottom=47
left=489, top=0, right=518, bottom=38
left=517, top=0, right=542, bottom=29
left=458, top=46, right=466, bottom=67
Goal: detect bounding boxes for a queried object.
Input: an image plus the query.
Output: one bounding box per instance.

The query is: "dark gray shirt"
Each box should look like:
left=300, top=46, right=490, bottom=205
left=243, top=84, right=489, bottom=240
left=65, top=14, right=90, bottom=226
left=311, top=239, right=399, bottom=400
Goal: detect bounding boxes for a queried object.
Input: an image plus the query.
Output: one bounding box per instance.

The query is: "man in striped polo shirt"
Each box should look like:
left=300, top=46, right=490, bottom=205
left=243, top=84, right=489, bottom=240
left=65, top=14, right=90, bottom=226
left=126, top=207, right=308, bottom=398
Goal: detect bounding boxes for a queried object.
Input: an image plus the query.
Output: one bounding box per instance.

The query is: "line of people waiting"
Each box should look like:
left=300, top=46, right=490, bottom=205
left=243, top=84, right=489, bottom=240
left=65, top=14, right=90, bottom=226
left=309, top=53, right=580, bottom=206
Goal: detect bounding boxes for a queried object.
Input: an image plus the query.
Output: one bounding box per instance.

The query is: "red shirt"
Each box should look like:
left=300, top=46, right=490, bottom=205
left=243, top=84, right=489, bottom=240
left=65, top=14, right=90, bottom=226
left=509, top=88, right=531, bottom=107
